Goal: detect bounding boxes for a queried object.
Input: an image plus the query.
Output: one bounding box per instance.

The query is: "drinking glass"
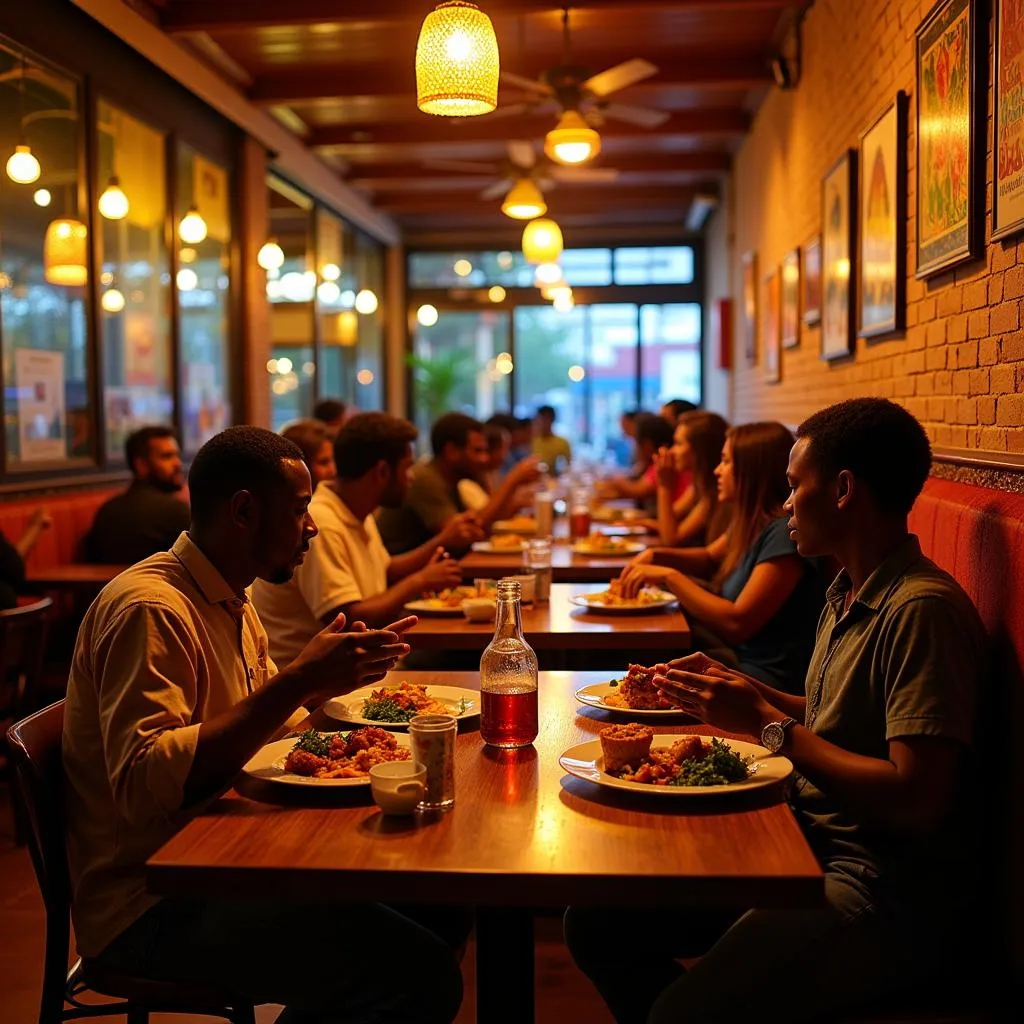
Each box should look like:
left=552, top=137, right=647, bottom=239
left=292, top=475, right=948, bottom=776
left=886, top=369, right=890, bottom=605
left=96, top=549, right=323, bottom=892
left=408, top=714, right=457, bottom=809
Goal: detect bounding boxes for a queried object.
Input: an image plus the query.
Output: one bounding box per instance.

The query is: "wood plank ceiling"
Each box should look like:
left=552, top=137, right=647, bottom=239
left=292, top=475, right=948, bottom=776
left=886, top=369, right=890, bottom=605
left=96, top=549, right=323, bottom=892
left=147, top=0, right=805, bottom=243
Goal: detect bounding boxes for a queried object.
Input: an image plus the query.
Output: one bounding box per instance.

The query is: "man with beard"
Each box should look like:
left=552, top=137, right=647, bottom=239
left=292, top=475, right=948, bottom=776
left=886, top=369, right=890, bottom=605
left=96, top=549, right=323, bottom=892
left=85, top=425, right=191, bottom=564
left=254, top=412, right=483, bottom=667
left=63, top=426, right=466, bottom=1024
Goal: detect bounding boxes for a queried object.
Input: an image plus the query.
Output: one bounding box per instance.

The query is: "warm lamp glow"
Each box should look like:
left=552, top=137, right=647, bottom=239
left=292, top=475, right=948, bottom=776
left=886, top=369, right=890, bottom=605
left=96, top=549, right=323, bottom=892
left=357, top=368, right=376, bottom=386
left=178, top=206, right=207, bottom=244
left=355, top=288, right=378, bottom=315
left=453, top=258, right=473, bottom=277
left=101, top=287, right=125, bottom=313
left=835, top=257, right=851, bottom=281
left=33, top=188, right=51, bottom=207
left=317, top=280, right=341, bottom=304
left=258, top=240, right=284, bottom=271
left=534, top=262, right=563, bottom=286
left=567, top=363, right=585, bottom=381
left=488, top=285, right=506, bottom=302
left=522, top=218, right=563, bottom=264
left=43, top=218, right=88, bottom=286
left=417, top=303, right=439, bottom=326
left=98, top=177, right=129, bottom=220
left=416, top=2, right=499, bottom=117
left=495, top=351, right=514, bottom=375
left=544, top=110, right=600, bottom=166
left=321, top=262, right=341, bottom=282
left=6, top=144, right=40, bottom=184
left=176, top=268, right=198, bottom=292
left=501, top=178, right=546, bottom=220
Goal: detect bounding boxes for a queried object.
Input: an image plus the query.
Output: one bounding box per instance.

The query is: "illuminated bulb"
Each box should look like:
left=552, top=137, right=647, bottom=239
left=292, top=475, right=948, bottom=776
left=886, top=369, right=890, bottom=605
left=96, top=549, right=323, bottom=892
left=357, top=368, right=375, bottom=385
left=179, top=247, right=197, bottom=264
left=544, top=110, right=601, bottom=166
left=567, top=364, right=585, bottom=382
left=553, top=291, right=575, bottom=313
left=6, top=144, right=40, bottom=184
left=836, top=257, right=851, bottom=281
left=33, top=188, right=51, bottom=207
left=266, top=359, right=279, bottom=374
left=534, top=262, right=562, bottom=286
left=495, top=351, right=513, bottom=375
left=488, top=285, right=506, bottom=302
left=178, top=207, right=207, bottom=244
left=100, top=271, right=113, bottom=286
left=317, top=280, right=341, bottom=304
left=321, top=262, right=341, bottom=281
left=521, top=217, right=563, bottom=264
left=176, top=267, right=198, bottom=291
left=43, top=218, right=88, bottom=286
left=340, top=289, right=356, bottom=308
left=417, top=303, right=439, bottom=326
left=277, top=356, right=294, bottom=374
left=355, top=288, right=378, bottom=314
left=101, top=287, right=125, bottom=313
left=783, top=261, right=799, bottom=284
left=453, top=258, right=473, bottom=277
left=257, top=239, right=285, bottom=271
left=98, top=177, right=129, bottom=220
left=500, top=178, right=546, bottom=220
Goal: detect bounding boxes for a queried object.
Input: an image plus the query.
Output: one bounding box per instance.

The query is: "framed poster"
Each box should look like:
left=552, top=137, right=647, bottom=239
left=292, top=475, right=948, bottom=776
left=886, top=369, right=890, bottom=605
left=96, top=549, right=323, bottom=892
left=821, top=150, right=857, bottom=361
left=915, top=0, right=982, bottom=277
left=994, top=0, right=1024, bottom=240
left=781, top=249, right=800, bottom=348
left=802, top=235, right=822, bottom=325
left=763, top=270, right=781, bottom=383
left=859, top=93, right=907, bottom=336
left=741, top=250, right=757, bottom=364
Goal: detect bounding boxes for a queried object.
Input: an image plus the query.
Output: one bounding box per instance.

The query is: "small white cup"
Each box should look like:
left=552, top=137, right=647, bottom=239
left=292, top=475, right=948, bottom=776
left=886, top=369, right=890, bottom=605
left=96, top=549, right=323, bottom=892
left=369, top=761, right=426, bottom=816
left=463, top=597, right=497, bottom=622
left=514, top=572, right=536, bottom=604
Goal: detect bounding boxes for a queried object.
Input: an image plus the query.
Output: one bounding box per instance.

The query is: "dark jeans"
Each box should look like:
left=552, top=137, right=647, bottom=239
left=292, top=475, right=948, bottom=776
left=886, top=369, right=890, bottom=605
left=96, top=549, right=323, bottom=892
left=95, top=898, right=470, bottom=1024
left=564, top=862, right=960, bottom=1024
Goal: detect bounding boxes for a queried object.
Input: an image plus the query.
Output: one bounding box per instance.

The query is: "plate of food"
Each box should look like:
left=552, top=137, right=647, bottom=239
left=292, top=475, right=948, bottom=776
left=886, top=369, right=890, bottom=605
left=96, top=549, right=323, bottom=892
left=569, top=584, right=676, bottom=613
left=471, top=534, right=526, bottom=553
left=404, top=586, right=478, bottom=615
left=492, top=516, right=537, bottom=534
left=559, top=725, right=792, bottom=796
left=591, top=505, right=645, bottom=524
left=243, top=727, right=412, bottom=787
left=571, top=535, right=645, bottom=557
left=574, top=664, right=684, bottom=716
left=325, top=680, right=478, bottom=728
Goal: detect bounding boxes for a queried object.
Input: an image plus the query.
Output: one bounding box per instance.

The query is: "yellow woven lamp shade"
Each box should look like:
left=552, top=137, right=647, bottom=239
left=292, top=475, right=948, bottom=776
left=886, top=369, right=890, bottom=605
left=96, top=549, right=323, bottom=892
left=522, top=218, right=563, bottom=265
left=416, top=2, right=499, bottom=117
left=44, top=218, right=88, bottom=286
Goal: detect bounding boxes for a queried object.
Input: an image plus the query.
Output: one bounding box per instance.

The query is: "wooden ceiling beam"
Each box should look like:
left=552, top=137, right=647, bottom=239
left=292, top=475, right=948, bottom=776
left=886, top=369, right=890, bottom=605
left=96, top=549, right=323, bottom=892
left=162, top=0, right=795, bottom=34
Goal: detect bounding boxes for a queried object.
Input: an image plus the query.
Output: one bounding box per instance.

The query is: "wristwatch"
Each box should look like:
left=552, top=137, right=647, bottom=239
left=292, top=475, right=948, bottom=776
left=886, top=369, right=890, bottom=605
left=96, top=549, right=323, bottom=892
left=760, top=716, right=796, bottom=753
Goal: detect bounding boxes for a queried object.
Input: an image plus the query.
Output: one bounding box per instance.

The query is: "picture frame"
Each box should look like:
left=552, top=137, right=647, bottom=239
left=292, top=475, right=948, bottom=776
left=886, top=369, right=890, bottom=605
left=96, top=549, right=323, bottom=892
left=780, top=249, right=800, bottom=348
left=915, top=0, right=983, bottom=277
left=993, top=0, right=1024, bottom=241
left=741, top=250, right=757, bottom=364
left=821, top=150, right=857, bottom=361
left=763, top=270, right=781, bottom=383
left=802, top=235, right=822, bottom=326
left=858, top=92, right=907, bottom=337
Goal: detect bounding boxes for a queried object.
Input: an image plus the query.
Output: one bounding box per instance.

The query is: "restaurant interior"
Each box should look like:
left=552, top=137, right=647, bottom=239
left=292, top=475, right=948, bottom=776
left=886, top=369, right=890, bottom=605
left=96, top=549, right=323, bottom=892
left=1, top=0, right=1023, bottom=1022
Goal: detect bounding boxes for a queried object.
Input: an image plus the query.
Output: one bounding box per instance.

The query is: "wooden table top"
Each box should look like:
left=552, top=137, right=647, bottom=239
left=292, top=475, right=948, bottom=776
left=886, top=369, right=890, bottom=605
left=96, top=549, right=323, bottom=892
left=460, top=540, right=642, bottom=584
left=25, top=563, right=125, bottom=588
left=148, top=670, right=823, bottom=910
left=403, top=583, right=691, bottom=651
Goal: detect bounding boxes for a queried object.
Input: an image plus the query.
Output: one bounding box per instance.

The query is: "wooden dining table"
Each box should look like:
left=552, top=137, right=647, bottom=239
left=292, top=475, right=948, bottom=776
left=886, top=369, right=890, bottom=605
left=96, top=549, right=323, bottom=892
left=147, top=670, right=823, bottom=1023
left=25, top=562, right=126, bottom=592
left=459, top=539, right=642, bottom=584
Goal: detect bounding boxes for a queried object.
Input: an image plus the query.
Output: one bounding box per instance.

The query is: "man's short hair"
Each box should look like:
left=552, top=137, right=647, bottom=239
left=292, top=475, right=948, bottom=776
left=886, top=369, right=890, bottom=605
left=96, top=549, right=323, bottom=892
left=484, top=424, right=510, bottom=451
left=312, top=398, right=346, bottom=423
left=636, top=413, right=675, bottom=450
left=536, top=405, right=556, bottom=421
left=188, top=426, right=304, bottom=524
left=334, top=413, right=419, bottom=479
left=430, top=412, right=483, bottom=456
left=280, top=419, right=331, bottom=472
left=662, top=398, right=698, bottom=419
left=796, top=398, right=932, bottom=517
left=621, top=409, right=642, bottom=423
left=485, top=412, right=519, bottom=433
left=125, top=425, right=177, bottom=472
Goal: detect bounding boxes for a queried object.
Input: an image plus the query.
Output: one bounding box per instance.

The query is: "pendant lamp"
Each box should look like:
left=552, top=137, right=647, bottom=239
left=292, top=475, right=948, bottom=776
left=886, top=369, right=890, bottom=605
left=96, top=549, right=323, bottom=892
left=544, top=110, right=601, bottom=166
left=98, top=177, right=129, bottom=220
left=416, top=2, right=499, bottom=116
left=44, top=218, right=88, bottom=286
left=178, top=206, right=208, bottom=244
left=522, top=218, right=563, bottom=265
left=501, top=179, right=546, bottom=220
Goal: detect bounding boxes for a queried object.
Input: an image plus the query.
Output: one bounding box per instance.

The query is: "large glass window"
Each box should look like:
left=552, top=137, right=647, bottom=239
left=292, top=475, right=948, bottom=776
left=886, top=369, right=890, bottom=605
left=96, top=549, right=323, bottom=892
left=408, top=250, right=533, bottom=289
left=640, top=303, right=702, bottom=409
left=614, top=246, right=694, bottom=285
left=352, top=230, right=384, bottom=412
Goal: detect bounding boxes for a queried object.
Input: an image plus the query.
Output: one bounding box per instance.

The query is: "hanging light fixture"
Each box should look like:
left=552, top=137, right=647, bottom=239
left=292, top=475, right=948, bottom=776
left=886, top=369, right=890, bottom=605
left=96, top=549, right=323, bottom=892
left=501, top=178, right=546, bottom=220
left=178, top=206, right=208, bottom=244
left=544, top=110, right=601, bottom=166
left=6, top=52, right=41, bottom=185
left=257, top=239, right=285, bottom=271
left=415, top=1, right=499, bottom=117
left=98, top=177, right=129, bottom=220
left=101, top=287, right=126, bottom=313
left=417, top=303, right=439, bottom=326
left=355, top=288, right=379, bottom=315
left=44, top=218, right=88, bottom=286
left=33, top=188, right=51, bottom=207
left=522, top=218, right=564, bottom=265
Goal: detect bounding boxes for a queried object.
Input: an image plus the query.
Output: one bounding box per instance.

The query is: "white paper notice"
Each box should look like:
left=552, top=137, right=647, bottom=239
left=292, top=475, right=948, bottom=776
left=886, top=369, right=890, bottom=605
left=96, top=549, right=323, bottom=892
left=15, top=348, right=67, bottom=462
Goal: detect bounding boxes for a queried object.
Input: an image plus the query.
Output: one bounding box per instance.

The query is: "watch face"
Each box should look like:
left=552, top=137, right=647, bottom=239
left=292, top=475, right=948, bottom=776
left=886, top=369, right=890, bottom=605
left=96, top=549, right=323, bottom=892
left=761, top=722, right=783, bottom=752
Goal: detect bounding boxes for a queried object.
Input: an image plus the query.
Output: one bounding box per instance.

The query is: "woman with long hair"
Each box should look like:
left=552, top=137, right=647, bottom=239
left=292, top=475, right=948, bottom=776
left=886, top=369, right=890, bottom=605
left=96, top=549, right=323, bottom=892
left=281, top=418, right=336, bottom=488
left=619, top=421, right=823, bottom=692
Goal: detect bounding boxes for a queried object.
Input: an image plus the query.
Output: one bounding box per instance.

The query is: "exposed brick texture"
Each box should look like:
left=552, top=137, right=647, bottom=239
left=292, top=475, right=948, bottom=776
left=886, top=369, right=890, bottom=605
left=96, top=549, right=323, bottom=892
left=718, top=0, right=1024, bottom=454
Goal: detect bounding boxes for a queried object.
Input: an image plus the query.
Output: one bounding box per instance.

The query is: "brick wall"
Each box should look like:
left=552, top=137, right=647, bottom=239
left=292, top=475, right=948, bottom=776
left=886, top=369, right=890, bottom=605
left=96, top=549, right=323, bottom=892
left=720, top=0, right=1024, bottom=454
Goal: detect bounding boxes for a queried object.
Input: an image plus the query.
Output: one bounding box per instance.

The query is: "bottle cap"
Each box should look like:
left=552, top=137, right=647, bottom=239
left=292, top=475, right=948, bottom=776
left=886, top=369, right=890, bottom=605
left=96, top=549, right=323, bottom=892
left=496, top=578, right=521, bottom=601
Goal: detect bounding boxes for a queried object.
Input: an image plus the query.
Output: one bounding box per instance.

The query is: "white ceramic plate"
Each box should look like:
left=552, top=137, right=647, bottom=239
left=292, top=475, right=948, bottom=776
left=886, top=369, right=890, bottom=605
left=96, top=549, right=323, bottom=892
left=569, top=588, right=676, bottom=613
left=471, top=540, right=526, bottom=554
left=324, top=684, right=479, bottom=729
left=574, top=681, right=686, bottom=717
left=243, top=731, right=412, bottom=787
left=404, top=588, right=477, bottom=616
left=571, top=540, right=645, bottom=557
left=559, top=735, right=793, bottom=796
left=592, top=506, right=645, bottom=523
left=492, top=518, right=537, bottom=534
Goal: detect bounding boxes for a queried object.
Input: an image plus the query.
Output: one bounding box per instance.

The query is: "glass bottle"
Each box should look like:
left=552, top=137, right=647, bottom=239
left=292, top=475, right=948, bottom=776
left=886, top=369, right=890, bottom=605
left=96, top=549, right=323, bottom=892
left=480, top=578, right=539, bottom=749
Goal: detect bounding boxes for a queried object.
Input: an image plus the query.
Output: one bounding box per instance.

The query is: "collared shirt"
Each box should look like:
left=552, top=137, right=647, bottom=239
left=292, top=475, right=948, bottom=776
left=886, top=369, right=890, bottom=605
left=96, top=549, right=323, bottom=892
left=62, top=533, right=300, bottom=957
left=377, top=459, right=463, bottom=555
left=253, top=483, right=391, bottom=669
left=85, top=479, right=191, bottom=565
left=792, top=535, right=986, bottom=907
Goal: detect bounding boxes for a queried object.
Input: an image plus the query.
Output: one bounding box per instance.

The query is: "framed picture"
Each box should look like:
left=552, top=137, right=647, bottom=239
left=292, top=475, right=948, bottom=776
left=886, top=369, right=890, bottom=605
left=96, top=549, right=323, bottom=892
left=781, top=249, right=800, bottom=348
left=741, top=251, right=757, bottom=364
left=821, top=150, right=857, bottom=361
left=763, top=270, right=781, bottom=383
left=858, top=93, right=907, bottom=336
left=993, top=0, right=1024, bottom=240
left=802, top=235, right=822, bottom=325
left=915, top=0, right=983, bottom=277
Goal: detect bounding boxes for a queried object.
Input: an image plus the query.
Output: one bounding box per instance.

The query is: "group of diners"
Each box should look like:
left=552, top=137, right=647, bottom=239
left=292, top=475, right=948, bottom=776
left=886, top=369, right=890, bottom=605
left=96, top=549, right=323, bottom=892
left=44, top=391, right=987, bottom=1023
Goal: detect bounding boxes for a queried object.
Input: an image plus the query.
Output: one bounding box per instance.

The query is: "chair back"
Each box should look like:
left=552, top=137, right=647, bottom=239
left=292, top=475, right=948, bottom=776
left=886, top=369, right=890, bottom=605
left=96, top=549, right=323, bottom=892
left=0, top=596, right=54, bottom=717
left=6, top=700, right=73, bottom=1023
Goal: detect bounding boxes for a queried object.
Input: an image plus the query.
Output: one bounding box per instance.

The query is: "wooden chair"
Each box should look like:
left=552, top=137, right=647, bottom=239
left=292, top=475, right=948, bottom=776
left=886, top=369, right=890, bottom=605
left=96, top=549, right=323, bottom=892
left=0, top=596, right=53, bottom=720
left=6, top=700, right=257, bottom=1024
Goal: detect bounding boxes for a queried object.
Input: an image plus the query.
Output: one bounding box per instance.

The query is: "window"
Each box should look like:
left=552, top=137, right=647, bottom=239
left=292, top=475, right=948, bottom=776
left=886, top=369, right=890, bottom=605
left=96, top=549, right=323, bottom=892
left=560, top=248, right=612, bottom=286
left=0, top=43, right=93, bottom=469
left=640, top=303, right=702, bottom=409
left=352, top=231, right=384, bottom=411
left=408, top=250, right=533, bottom=289
left=614, top=246, right=694, bottom=285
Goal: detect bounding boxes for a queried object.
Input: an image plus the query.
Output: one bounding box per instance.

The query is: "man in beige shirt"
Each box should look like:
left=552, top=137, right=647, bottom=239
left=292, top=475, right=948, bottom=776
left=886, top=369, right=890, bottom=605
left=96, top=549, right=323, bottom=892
left=63, top=426, right=465, bottom=1024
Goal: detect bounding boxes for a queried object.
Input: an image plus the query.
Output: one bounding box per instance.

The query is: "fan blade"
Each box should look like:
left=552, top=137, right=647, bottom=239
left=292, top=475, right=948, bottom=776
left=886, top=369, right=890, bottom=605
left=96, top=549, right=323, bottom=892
left=482, top=102, right=534, bottom=120
left=551, top=166, right=620, bottom=183
left=507, top=139, right=536, bottom=169
left=501, top=71, right=553, bottom=95
left=480, top=178, right=515, bottom=200
left=536, top=176, right=556, bottom=192
left=583, top=58, right=658, bottom=98
left=423, top=159, right=500, bottom=174
left=601, top=102, right=670, bottom=128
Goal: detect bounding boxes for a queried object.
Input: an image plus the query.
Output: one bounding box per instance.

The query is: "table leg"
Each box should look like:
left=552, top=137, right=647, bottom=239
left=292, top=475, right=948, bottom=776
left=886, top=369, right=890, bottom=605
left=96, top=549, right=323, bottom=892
left=475, top=906, right=534, bottom=1024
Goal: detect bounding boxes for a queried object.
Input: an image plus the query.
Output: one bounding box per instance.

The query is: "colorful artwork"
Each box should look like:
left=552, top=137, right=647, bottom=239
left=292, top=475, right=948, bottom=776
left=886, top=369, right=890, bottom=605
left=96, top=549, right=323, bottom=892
left=802, top=236, right=822, bottom=326
left=994, top=0, right=1024, bottom=239
left=763, top=271, right=781, bottom=383
left=741, top=251, right=757, bottom=364
left=916, top=0, right=979, bottom=276
left=781, top=249, right=800, bottom=348
left=821, top=151, right=857, bottom=361
left=859, top=95, right=906, bottom=336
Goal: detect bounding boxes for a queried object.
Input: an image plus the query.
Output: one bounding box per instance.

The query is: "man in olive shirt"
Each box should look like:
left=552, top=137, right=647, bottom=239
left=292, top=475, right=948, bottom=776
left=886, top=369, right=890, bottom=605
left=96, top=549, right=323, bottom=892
left=566, top=398, right=987, bottom=1023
